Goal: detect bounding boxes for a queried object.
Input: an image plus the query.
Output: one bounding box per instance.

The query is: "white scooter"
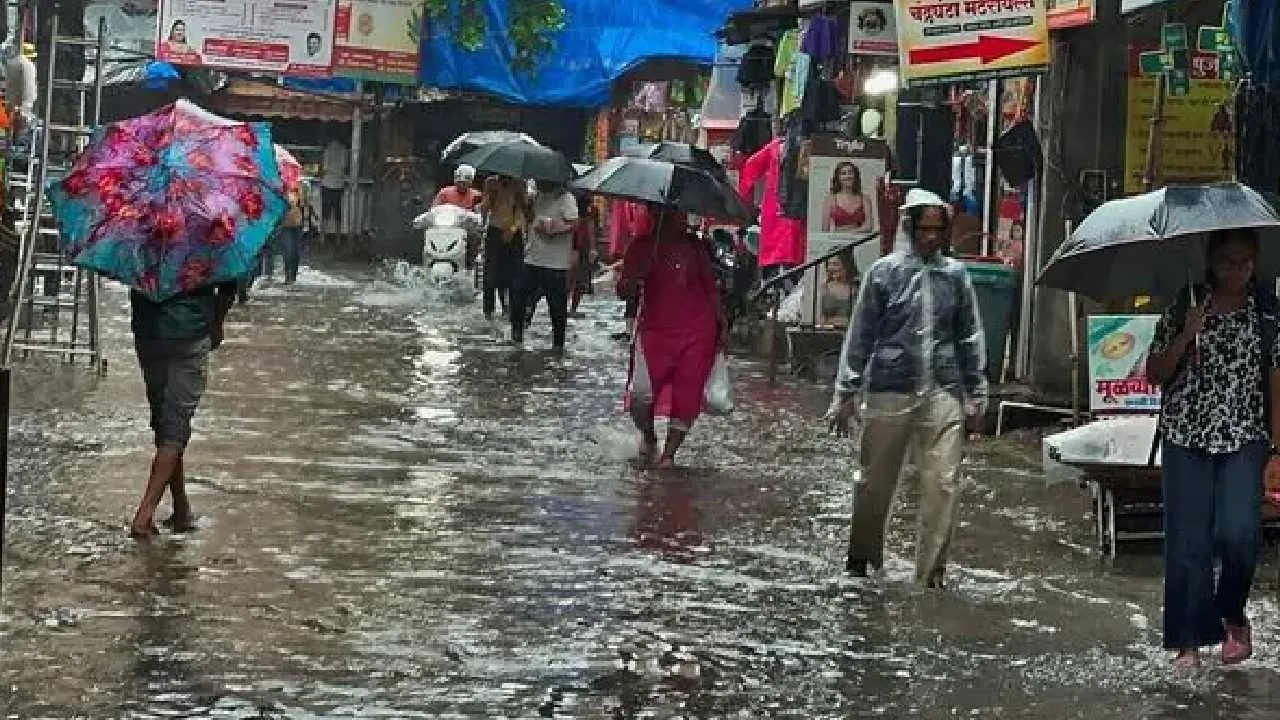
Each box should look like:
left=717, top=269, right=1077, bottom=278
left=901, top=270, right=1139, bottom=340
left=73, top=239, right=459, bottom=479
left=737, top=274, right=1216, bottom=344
left=412, top=204, right=484, bottom=286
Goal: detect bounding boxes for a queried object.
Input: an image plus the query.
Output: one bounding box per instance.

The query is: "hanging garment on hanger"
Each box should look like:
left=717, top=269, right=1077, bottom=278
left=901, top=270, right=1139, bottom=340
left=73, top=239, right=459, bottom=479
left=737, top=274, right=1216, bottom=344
left=731, top=107, right=774, bottom=156
left=737, top=42, right=776, bottom=88
left=738, top=138, right=806, bottom=269
left=774, top=29, right=801, bottom=79
left=779, top=117, right=810, bottom=219
left=780, top=51, right=811, bottom=117
left=801, top=13, right=841, bottom=64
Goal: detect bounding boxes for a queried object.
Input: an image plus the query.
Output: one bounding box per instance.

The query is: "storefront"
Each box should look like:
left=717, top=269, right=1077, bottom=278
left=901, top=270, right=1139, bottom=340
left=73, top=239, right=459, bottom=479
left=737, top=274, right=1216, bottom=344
left=703, top=0, right=1054, bottom=382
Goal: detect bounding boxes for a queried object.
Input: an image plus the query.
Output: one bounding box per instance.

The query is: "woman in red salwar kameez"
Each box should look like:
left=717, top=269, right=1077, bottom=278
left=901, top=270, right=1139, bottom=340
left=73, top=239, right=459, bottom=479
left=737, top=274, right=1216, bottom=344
left=619, top=214, right=723, bottom=469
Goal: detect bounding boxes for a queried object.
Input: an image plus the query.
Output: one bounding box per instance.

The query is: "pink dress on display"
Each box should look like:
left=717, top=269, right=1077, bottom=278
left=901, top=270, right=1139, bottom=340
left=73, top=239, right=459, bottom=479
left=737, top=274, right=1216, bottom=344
left=738, top=138, right=805, bottom=269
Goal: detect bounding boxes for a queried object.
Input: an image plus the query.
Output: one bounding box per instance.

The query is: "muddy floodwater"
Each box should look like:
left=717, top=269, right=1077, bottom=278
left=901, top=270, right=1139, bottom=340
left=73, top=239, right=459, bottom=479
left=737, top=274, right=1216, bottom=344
left=2, top=262, right=1280, bottom=718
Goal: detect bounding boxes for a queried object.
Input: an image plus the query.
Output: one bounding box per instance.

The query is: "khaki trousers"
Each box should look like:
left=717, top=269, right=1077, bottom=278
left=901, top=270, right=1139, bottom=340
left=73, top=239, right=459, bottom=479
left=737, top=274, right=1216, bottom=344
left=849, top=389, right=965, bottom=584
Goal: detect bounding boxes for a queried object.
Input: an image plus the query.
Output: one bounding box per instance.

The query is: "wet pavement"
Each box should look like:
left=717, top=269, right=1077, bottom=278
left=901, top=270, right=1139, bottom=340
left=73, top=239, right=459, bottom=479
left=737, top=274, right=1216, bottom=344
left=3, top=261, right=1280, bottom=718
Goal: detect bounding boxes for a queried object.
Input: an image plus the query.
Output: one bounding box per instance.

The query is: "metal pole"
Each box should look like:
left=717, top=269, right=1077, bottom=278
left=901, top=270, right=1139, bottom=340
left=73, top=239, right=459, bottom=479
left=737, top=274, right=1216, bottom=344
left=1142, top=13, right=1170, bottom=193
left=0, top=367, right=10, bottom=597
left=347, top=80, right=364, bottom=239
left=1015, top=76, right=1044, bottom=379
left=981, top=79, right=998, bottom=257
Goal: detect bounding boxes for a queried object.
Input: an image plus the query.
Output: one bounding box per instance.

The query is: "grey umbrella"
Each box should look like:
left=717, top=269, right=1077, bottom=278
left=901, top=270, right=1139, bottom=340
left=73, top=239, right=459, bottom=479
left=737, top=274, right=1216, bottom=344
left=456, top=141, right=574, bottom=183
left=571, top=156, right=753, bottom=223
left=1036, top=182, right=1280, bottom=300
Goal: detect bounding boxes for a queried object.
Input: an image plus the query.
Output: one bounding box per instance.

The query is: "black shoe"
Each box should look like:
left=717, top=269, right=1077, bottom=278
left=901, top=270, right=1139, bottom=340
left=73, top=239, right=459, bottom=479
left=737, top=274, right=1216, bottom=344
left=845, top=557, right=871, bottom=577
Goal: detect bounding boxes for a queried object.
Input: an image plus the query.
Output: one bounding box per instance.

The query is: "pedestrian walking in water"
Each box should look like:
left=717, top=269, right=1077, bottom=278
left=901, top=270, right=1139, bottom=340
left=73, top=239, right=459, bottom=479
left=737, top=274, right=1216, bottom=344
left=128, top=281, right=237, bottom=538
left=479, top=175, right=527, bottom=320
left=1146, top=229, right=1280, bottom=670
left=826, top=189, right=987, bottom=588
left=511, top=179, right=578, bottom=349
left=619, top=212, right=724, bottom=469
left=569, top=192, right=597, bottom=317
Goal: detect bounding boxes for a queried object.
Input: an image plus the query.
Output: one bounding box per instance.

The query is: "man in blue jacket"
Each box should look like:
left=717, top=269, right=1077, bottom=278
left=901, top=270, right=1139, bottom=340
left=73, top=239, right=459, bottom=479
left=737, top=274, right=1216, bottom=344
left=826, top=189, right=988, bottom=588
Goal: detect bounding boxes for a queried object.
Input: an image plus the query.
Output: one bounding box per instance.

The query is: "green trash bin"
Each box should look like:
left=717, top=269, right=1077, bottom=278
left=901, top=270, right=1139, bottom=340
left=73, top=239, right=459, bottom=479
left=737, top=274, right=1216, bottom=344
left=963, top=260, right=1019, bottom=382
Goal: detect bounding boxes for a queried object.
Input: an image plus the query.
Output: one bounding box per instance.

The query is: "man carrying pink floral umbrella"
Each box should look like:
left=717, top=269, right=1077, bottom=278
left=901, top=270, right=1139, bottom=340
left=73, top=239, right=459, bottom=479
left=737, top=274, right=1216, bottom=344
left=48, top=100, right=287, bottom=538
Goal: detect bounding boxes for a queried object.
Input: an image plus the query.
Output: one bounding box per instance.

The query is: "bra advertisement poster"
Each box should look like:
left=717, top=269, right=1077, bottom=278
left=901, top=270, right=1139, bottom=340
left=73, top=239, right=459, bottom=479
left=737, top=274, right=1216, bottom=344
left=797, top=134, right=888, bottom=326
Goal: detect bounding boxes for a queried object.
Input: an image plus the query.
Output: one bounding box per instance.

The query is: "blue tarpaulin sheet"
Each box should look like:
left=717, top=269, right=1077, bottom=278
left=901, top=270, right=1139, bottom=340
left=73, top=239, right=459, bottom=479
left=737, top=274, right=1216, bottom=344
left=420, top=0, right=752, bottom=108
left=1232, top=0, right=1280, bottom=88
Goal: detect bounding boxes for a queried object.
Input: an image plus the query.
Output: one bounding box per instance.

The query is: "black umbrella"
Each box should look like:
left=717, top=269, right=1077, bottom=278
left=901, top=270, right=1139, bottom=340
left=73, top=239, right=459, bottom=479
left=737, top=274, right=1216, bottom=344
left=571, top=156, right=754, bottom=223
left=456, top=141, right=574, bottom=183
left=1037, top=182, right=1280, bottom=300
left=441, top=131, right=542, bottom=165
left=624, top=141, right=728, bottom=180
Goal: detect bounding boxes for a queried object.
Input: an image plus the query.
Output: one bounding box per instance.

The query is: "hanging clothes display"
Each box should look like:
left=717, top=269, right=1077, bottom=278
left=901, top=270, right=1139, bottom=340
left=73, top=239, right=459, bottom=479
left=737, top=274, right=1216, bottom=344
left=779, top=51, right=811, bottom=118
left=737, top=43, right=776, bottom=88
left=774, top=29, right=801, bottom=78
left=731, top=106, right=774, bottom=156
left=778, top=118, right=810, bottom=219
left=739, top=137, right=806, bottom=271
left=801, top=13, right=842, bottom=65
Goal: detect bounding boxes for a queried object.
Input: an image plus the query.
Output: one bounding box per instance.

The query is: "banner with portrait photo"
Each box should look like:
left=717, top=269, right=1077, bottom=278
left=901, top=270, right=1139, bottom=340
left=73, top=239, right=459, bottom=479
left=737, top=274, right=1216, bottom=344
left=798, top=135, right=889, bottom=326
left=157, top=0, right=337, bottom=77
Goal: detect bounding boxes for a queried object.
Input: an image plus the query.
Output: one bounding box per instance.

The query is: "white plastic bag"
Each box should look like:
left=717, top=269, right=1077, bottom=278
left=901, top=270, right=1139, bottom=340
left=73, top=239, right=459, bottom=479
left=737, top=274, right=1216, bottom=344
left=703, top=354, right=734, bottom=415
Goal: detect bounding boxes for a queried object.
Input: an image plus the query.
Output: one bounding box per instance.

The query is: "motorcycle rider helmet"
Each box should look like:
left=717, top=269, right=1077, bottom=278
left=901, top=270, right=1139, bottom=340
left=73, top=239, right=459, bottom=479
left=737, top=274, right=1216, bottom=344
left=455, top=164, right=476, bottom=182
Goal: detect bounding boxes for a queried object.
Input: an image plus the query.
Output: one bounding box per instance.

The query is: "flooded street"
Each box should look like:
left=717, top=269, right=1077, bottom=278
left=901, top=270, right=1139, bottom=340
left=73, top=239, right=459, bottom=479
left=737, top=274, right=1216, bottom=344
left=3, top=262, right=1280, bottom=718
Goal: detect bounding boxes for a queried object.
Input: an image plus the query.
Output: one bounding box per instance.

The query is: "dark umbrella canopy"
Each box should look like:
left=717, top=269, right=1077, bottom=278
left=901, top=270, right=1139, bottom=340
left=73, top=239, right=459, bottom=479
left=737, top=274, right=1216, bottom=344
left=571, top=156, right=753, bottom=223
left=456, top=141, right=574, bottom=183
left=624, top=141, right=728, bottom=180
left=441, top=130, right=541, bottom=165
left=1037, top=182, right=1280, bottom=300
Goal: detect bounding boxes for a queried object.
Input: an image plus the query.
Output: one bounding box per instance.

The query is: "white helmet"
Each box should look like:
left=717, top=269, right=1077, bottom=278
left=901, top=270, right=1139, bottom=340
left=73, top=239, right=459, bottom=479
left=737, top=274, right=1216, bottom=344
left=900, top=187, right=948, bottom=211
left=455, top=164, right=476, bottom=182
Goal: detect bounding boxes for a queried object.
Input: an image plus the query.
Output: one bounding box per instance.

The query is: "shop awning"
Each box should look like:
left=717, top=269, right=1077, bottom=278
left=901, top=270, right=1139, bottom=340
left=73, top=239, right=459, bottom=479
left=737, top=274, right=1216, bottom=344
left=205, top=79, right=363, bottom=122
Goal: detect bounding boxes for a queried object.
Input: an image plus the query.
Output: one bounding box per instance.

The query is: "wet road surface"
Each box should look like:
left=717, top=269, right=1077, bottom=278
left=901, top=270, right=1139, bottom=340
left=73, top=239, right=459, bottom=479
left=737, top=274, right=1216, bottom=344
left=3, top=262, right=1280, bottom=718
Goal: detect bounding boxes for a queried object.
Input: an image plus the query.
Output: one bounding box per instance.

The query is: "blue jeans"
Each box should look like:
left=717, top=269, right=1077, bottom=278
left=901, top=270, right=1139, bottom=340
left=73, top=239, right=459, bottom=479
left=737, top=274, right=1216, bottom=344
left=1161, top=439, right=1266, bottom=649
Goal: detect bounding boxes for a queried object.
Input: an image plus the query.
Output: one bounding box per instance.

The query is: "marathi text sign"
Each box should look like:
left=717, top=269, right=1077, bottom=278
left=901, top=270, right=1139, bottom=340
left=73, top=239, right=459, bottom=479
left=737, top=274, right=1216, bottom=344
left=1047, top=0, right=1094, bottom=29
left=334, top=0, right=421, bottom=84
left=848, top=2, right=898, bottom=56
left=1087, top=315, right=1161, bottom=413
left=1123, top=47, right=1233, bottom=194
left=895, top=0, right=1049, bottom=87
left=157, top=0, right=337, bottom=77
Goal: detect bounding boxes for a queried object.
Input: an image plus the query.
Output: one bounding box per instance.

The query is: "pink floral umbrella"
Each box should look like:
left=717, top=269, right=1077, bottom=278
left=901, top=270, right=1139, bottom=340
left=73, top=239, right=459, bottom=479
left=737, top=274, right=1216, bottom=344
left=48, top=100, right=287, bottom=301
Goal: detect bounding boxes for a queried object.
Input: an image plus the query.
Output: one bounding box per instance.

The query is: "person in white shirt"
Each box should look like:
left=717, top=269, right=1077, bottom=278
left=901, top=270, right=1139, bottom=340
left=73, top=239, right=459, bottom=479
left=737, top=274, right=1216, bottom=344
left=320, top=137, right=349, bottom=237
left=511, top=180, right=578, bottom=349
left=5, top=43, right=36, bottom=140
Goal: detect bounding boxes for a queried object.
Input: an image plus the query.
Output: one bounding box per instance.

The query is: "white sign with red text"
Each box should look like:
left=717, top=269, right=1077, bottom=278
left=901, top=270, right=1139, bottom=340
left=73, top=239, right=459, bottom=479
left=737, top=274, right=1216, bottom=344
left=156, top=0, right=337, bottom=77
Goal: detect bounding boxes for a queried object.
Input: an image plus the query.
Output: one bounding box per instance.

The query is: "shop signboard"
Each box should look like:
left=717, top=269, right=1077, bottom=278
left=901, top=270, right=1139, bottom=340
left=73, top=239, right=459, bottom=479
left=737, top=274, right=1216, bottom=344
left=156, top=0, right=338, bottom=77
left=894, top=0, right=1050, bottom=87
left=1087, top=315, right=1161, bottom=413
left=334, top=0, right=422, bottom=84
left=799, top=134, right=889, bottom=326
left=1123, top=45, right=1233, bottom=194
left=848, top=2, right=898, bottom=56
left=1046, top=0, right=1094, bottom=29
